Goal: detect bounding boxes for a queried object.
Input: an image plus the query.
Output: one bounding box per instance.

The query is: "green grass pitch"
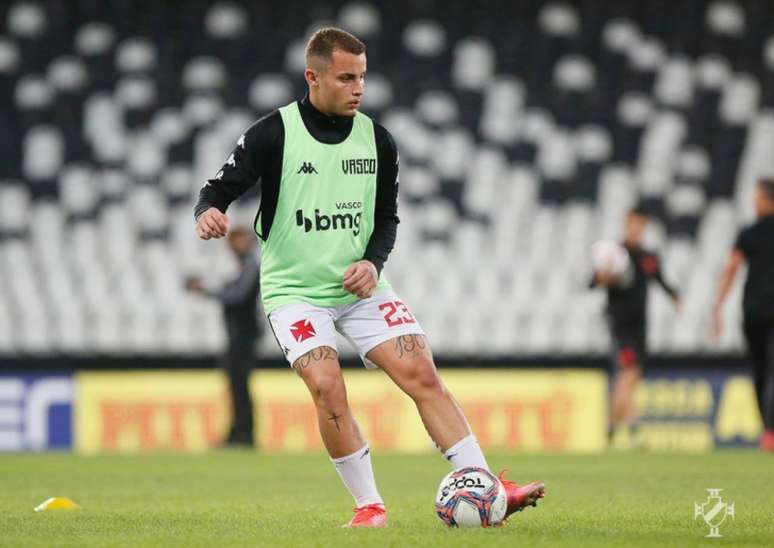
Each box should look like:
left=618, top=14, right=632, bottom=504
left=0, top=451, right=771, bottom=547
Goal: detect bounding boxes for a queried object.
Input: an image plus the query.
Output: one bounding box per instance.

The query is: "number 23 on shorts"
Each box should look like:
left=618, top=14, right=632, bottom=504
left=379, top=300, right=416, bottom=327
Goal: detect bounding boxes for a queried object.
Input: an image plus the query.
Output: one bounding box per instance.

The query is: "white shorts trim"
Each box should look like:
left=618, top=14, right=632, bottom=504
left=267, top=289, right=425, bottom=368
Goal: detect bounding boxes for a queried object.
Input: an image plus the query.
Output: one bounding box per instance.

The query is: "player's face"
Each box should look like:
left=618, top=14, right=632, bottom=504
left=625, top=213, right=648, bottom=243
left=754, top=184, right=774, bottom=217
left=312, top=49, right=366, bottom=117
left=228, top=231, right=253, bottom=253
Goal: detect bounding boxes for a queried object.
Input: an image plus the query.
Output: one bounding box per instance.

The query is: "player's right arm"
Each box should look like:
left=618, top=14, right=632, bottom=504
left=194, top=112, right=282, bottom=239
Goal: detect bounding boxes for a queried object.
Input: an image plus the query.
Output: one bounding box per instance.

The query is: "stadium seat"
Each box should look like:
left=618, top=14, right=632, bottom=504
left=1, top=1, right=766, bottom=357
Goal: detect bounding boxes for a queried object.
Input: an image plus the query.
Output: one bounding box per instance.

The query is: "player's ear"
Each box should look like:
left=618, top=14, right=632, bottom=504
left=304, top=67, right=320, bottom=87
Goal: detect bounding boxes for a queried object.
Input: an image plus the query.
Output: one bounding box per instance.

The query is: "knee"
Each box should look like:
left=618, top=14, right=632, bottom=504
left=406, top=357, right=446, bottom=399
left=307, top=372, right=346, bottom=409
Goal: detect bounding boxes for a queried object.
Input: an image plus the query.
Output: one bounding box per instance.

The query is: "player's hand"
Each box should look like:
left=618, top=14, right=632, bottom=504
left=343, top=260, right=378, bottom=299
left=184, top=277, right=204, bottom=293
left=196, top=207, right=229, bottom=240
left=712, top=307, right=723, bottom=341
left=594, top=270, right=618, bottom=287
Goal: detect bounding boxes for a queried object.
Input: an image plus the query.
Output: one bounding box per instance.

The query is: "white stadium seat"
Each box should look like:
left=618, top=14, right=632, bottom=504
left=0, top=3, right=769, bottom=359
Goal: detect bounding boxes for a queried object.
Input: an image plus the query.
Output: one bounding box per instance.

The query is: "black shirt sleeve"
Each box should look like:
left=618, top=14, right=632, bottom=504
left=642, top=252, right=679, bottom=301
left=194, top=111, right=283, bottom=220
left=363, top=122, right=400, bottom=274
left=734, top=227, right=751, bottom=257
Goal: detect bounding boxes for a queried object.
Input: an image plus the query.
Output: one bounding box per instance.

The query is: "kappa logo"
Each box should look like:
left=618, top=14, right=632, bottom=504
left=290, top=319, right=316, bottom=342
left=297, top=162, right=318, bottom=174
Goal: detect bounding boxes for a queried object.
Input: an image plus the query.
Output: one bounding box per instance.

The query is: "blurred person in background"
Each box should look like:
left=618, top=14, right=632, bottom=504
left=185, top=226, right=261, bottom=448
left=193, top=27, right=544, bottom=528
left=591, top=207, right=681, bottom=447
left=714, top=178, right=774, bottom=452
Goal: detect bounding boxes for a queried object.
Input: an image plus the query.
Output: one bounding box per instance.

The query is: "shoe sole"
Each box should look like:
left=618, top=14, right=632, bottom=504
left=342, top=522, right=388, bottom=528
left=519, top=481, right=546, bottom=509
left=505, top=481, right=546, bottom=518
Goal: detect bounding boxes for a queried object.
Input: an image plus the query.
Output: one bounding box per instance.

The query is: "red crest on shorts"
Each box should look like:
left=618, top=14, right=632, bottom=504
left=290, top=319, right=316, bottom=342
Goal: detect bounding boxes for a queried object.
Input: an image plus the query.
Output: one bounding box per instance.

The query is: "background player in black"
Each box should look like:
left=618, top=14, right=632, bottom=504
left=714, top=178, right=774, bottom=452
left=186, top=227, right=261, bottom=447
left=591, top=207, right=680, bottom=445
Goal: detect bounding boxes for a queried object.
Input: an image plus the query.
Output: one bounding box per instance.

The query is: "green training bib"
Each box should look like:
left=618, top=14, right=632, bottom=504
left=258, top=102, right=390, bottom=314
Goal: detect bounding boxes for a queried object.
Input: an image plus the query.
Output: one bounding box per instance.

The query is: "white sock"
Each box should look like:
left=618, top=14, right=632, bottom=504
left=443, top=434, right=489, bottom=471
left=331, top=444, right=384, bottom=508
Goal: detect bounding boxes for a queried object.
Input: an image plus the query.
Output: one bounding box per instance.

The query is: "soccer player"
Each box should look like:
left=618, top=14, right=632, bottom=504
left=194, top=28, right=545, bottom=527
left=590, top=207, right=680, bottom=446
left=713, top=178, right=774, bottom=452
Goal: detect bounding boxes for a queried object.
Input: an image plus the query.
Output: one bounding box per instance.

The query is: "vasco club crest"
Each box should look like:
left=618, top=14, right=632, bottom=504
left=694, top=488, right=735, bottom=538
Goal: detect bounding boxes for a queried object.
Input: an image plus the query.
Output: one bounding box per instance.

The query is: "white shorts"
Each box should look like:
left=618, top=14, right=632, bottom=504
left=267, top=289, right=425, bottom=369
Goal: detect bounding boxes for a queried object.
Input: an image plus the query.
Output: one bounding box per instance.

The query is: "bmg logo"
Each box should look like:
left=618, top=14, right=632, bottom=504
left=296, top=208, right=362, bottom=236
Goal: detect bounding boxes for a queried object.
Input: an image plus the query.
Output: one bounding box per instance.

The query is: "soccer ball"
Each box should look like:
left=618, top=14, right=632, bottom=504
left=591, top=240, right=630, bottom=276
left=434, top=467, right=507, bottom=528
left=591, top=240, right=635, bottom=287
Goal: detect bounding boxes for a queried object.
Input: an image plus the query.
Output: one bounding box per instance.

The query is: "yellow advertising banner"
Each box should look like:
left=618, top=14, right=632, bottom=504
left=626, top=372, right=763, bottom=451
left=75, top=369, right=607, bottom=454
left=75, top=371, right=230, bottom=454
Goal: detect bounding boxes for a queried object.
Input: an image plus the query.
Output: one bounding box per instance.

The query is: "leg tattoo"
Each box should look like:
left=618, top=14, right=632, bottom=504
left=292, top=346, right=337, bottom=376
left=328, top=412, right=343, bottom=432
left=393, top=335, right=427, bottom=360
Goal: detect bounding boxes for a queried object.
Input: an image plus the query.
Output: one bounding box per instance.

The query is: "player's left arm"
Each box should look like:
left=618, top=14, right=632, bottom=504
left=343, top=123, right=400, bottom=299
left=643, top=252, right=680, bottom=304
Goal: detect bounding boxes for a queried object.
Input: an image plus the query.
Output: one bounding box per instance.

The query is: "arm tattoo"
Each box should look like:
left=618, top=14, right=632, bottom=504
left=292, top=346, right=337, bottom=375
left=327, top=412, right=342, bottom=432
left=393, top=334, right=427, bottom=360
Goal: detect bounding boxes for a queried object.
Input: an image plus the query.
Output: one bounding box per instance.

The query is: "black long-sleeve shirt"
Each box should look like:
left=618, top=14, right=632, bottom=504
left=735, top=214, right=774, bottom=320
left=592, top=243, right=679, bottom=327
left=207, top=251, right=261, bottom=339
left=195, top=95, right=399, bottom=273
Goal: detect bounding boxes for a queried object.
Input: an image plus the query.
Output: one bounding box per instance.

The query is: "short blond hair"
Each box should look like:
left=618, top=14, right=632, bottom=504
left=305, top=27, right=366, bottom=68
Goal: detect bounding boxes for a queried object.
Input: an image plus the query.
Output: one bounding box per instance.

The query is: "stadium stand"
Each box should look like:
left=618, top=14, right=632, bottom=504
left=1, top=0, right=772, bottom=358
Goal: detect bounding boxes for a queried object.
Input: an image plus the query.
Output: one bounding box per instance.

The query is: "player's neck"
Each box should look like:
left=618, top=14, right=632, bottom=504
left=307, top=90, right=335, bottom=117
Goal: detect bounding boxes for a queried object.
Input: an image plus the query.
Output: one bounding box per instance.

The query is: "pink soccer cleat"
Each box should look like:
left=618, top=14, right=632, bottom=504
left=498, top=471, right=546, bottom=519
left=761, top=429, right=774, bottom=452
left=342, top=503, right=388, bottom=528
